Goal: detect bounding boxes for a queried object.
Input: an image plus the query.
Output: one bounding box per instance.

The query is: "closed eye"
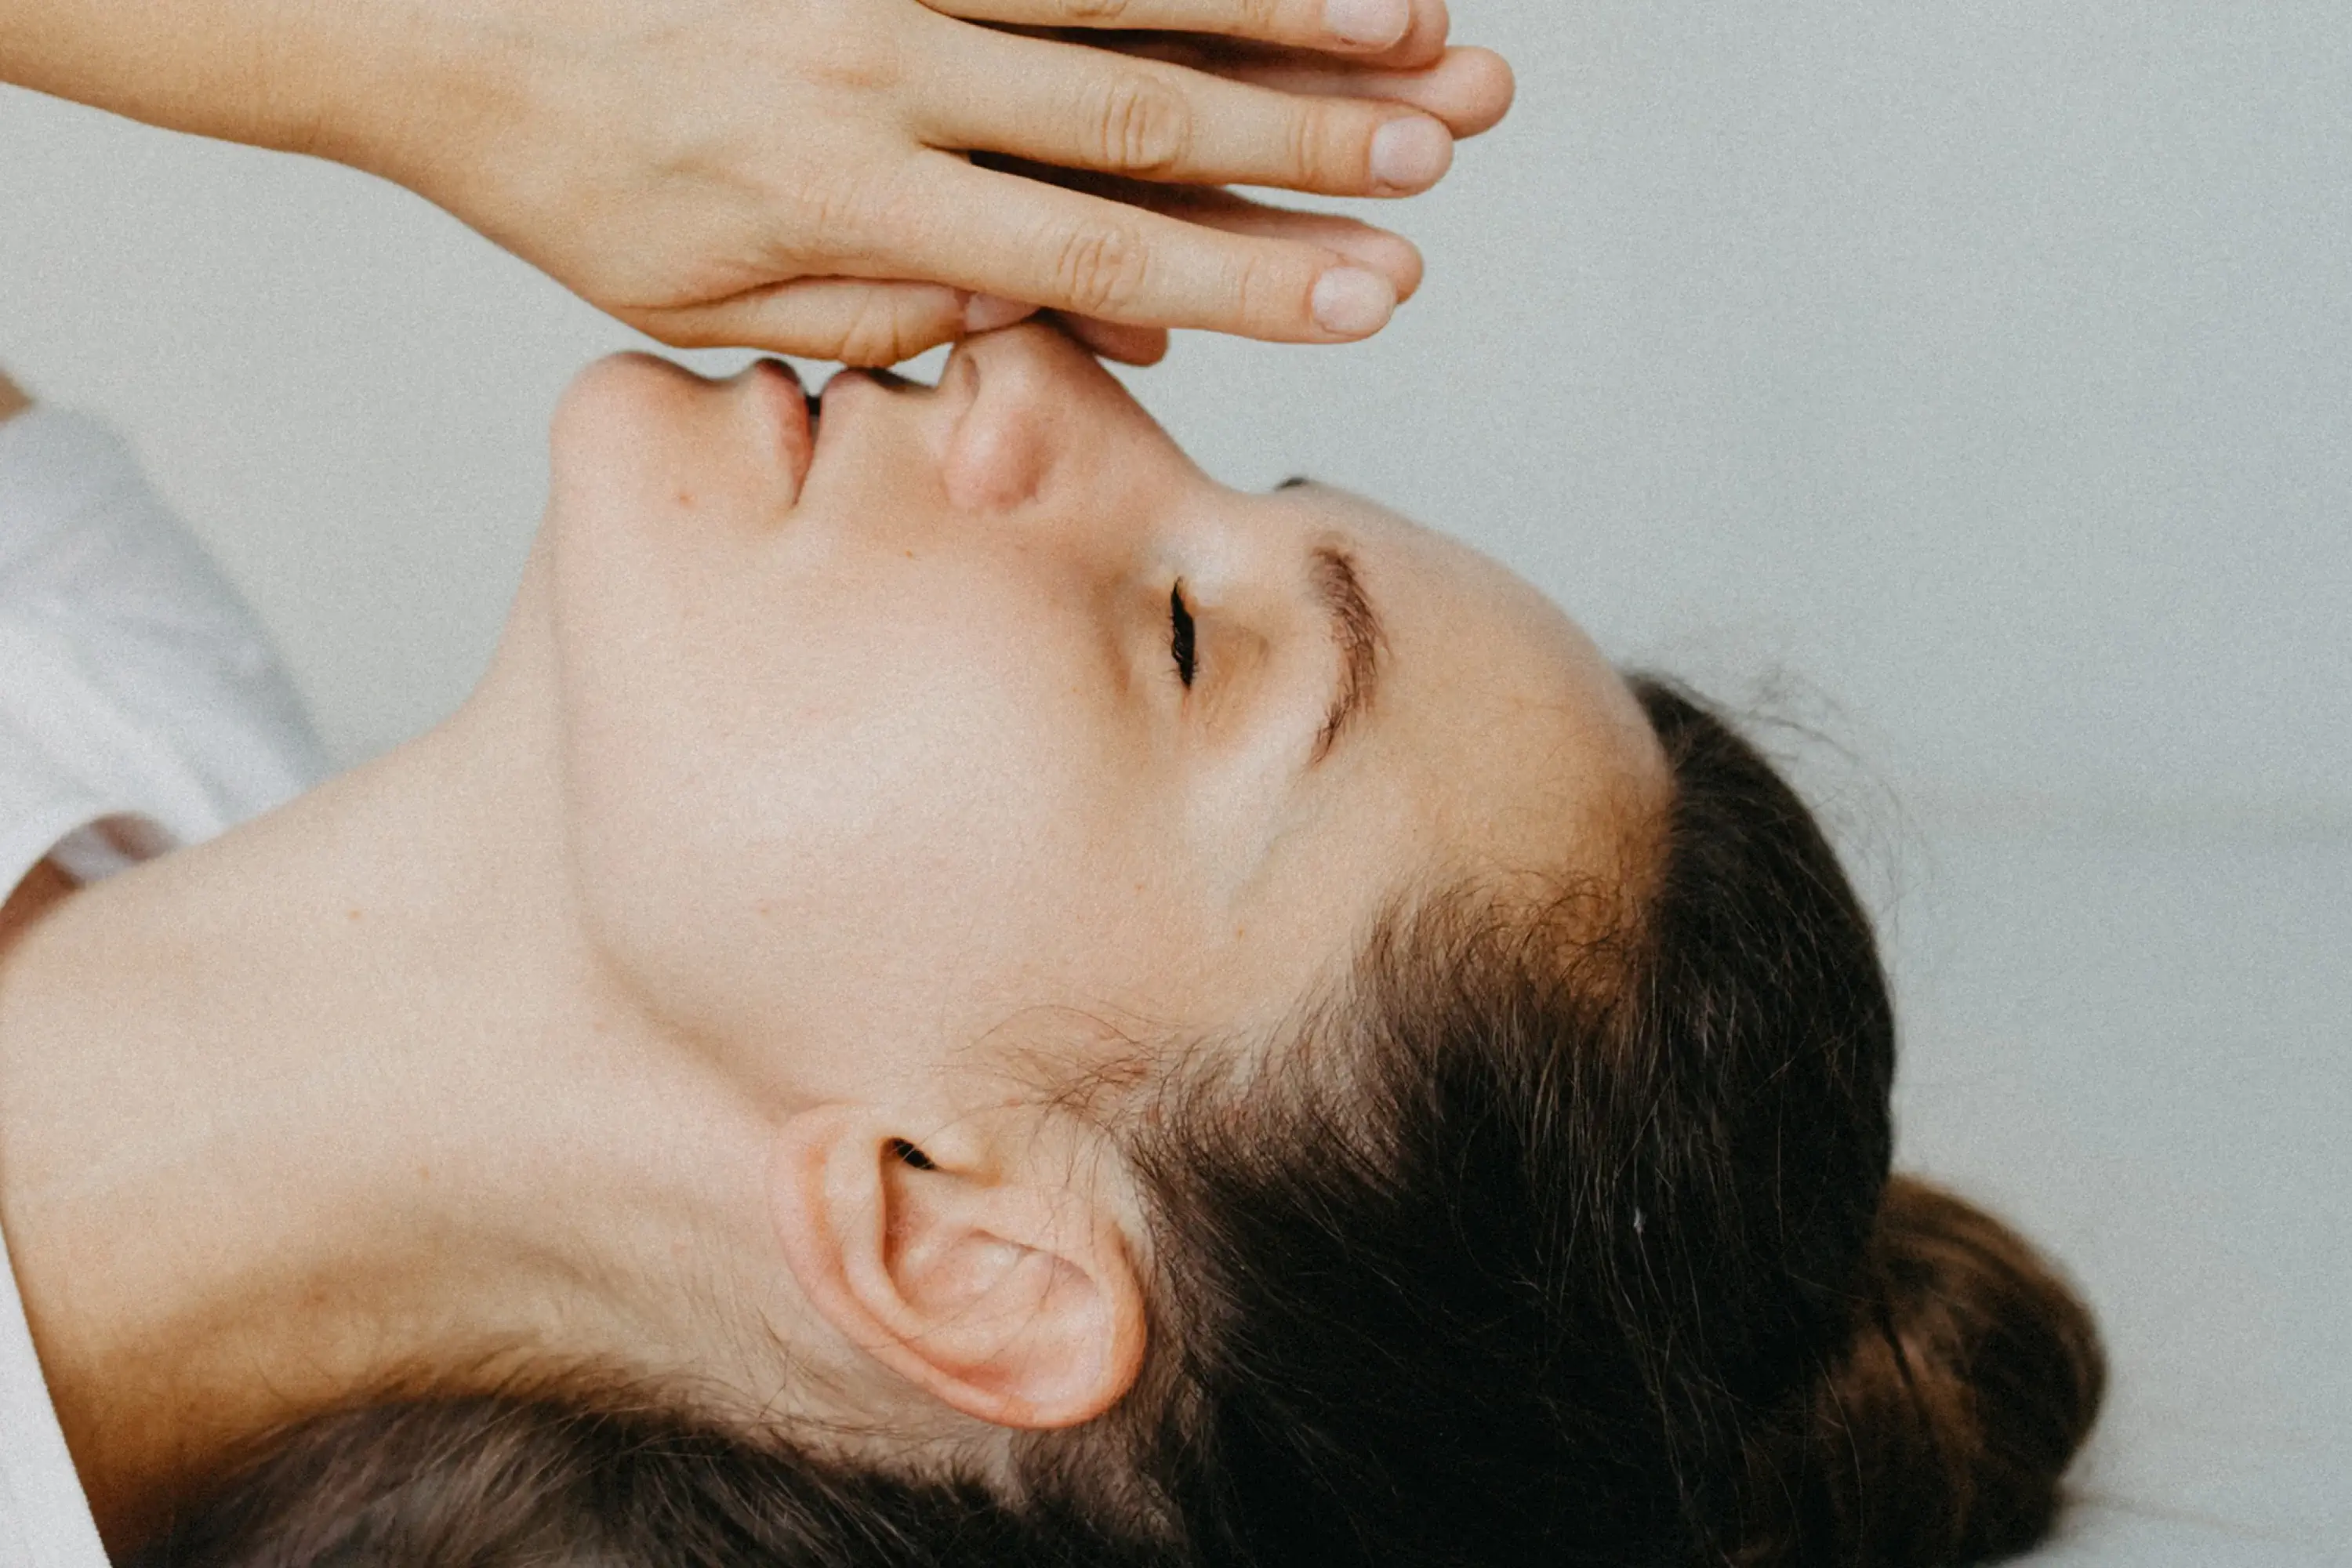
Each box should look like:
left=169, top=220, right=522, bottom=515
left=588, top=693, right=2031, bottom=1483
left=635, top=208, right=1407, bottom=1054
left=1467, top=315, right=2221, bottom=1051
left=1170, top=582, right=1197, bottom=688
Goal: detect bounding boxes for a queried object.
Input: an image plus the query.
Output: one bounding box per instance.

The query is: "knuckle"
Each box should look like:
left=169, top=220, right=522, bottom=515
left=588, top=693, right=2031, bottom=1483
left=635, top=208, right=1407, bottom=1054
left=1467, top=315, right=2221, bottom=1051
left=1051, top=223, right=1152, bottom=318
left=1093, top=74, right=1193, bottom=176
left=1288, top=102, right=1353, bottom=188
left=835, top=294, right=929, bottom=367
left=1062, top=0, right=1133, bottom=20
left=1232, top=0, right=1285, bottom=35
left=1226, top=245, right=1290, bottom=331
left=788, top=172, right=878, bottom=257
left=797, top=11, right=906, bottom=93
left=793, top=162, right=920, bottom=271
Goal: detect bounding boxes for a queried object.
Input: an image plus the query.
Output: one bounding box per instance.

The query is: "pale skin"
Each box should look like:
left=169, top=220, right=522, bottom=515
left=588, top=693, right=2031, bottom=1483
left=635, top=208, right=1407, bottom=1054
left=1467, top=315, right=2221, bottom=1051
left=0, top=326, right=1664, bottom=1551
left=0, top=0, right=1513, bottom=362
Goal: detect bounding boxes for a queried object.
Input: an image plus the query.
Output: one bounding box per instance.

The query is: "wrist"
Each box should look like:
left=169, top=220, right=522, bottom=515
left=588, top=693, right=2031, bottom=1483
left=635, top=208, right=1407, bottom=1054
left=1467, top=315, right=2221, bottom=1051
left=293, top=2, right=535, bottom=216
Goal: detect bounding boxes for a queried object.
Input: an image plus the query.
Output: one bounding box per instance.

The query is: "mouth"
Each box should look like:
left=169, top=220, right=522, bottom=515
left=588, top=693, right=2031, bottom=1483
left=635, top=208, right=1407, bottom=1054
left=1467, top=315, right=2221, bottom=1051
left=757, top=354, right=966, bottom=501
left=818, top=364, right=922, bottom=409
left=750, top=358, right=826, bottom=499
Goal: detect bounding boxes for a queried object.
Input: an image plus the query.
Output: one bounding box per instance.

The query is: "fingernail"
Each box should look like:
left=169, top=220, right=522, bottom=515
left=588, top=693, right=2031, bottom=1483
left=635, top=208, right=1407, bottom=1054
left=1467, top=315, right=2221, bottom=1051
left=1311, top=267, right=1396, bottom=337
left=1369, top=117, right=1452, bottom=192
left=963, top=293, right=1037, bottom=332
left=1323, top=0, right=1410, bottom=48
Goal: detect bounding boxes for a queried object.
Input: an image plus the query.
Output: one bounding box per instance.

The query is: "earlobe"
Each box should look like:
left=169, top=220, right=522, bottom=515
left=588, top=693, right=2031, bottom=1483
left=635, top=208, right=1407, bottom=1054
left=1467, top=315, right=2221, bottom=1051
left=769, top=1104, right=1146, bottom=1432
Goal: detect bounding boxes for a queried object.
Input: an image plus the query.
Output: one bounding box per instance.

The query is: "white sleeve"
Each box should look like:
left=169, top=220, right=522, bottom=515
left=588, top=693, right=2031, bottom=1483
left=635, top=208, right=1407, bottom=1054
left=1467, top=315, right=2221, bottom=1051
left=0, top=408, right=330, bottom=886
left=0, top=408, right=332, bottom=1567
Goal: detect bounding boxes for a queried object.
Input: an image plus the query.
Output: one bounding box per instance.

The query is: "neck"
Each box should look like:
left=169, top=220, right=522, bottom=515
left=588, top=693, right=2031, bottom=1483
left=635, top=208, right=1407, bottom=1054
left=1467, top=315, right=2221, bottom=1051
left=0, top=586, right=805, bottom=1549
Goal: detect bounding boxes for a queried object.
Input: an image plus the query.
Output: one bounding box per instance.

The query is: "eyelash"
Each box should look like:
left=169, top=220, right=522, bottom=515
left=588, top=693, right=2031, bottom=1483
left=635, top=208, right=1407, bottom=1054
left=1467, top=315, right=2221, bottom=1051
left=1169, top=582, right=1198, bottom=688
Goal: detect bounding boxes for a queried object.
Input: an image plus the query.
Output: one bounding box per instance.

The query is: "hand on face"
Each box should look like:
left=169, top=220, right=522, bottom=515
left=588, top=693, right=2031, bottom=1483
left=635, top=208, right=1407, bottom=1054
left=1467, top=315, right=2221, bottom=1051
left=360, top=0, right=1512, bottom=364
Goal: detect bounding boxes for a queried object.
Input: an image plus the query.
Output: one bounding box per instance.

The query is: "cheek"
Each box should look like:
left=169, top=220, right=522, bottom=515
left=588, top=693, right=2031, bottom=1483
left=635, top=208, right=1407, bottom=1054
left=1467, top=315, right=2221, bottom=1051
left=742, top=602, right=1142, bottom=972
left=555, top=557, right=1160, bottom=1067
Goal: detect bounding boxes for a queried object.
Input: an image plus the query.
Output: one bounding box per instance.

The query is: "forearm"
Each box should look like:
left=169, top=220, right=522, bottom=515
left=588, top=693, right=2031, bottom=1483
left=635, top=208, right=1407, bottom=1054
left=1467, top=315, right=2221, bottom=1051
left=0, top=0, right=471, bottom=167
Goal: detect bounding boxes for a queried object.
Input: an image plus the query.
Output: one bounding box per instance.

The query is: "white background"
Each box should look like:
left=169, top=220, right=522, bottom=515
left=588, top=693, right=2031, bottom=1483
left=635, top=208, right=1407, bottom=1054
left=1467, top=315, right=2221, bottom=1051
left=4, top=2, right=2346, bottom=1559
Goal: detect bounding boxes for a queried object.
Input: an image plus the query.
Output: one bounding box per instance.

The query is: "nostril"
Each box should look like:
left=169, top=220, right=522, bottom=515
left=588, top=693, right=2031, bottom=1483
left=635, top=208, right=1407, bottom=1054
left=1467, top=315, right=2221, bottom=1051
left=942, top=354, right=1054, bottom=511
left=886, top=1138, right=936, bottom=1171
left=945, top=409, right=1047, bottom=510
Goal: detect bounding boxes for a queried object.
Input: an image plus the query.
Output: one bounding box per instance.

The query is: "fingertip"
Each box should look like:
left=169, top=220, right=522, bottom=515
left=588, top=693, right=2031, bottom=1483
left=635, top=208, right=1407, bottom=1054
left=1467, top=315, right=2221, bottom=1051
left=1309, top=266, right=1396, bottom=339
left=1374, top=0, right=1450, bottom=71
left=1378, top=234, right=1425, bottom=303
left=1446, top=46, right=1516, bottom=137
left=1322, top=0, right=1410, bottom=52
left=1308, top=226, right=1423, bottom=303
left=1112, top=330, right=1171, bottom=368
left=963, top=292, right=1041, bottom=333
left=1369, top=114, right=1454, bottom=194
left=1057, top=314, right=1170, bottom=365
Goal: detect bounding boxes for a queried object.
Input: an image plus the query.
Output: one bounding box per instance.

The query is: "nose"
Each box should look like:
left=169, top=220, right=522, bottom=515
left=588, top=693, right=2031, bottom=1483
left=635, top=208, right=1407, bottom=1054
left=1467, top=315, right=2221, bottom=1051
left=940, top=324, right=1116, bottom=511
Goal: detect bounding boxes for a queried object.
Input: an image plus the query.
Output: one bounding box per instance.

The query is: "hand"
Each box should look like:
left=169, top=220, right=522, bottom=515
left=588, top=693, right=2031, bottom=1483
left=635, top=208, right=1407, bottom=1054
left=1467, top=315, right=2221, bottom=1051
left=0, top=371, right=31, bottom=426
left=993, top=31, right=1513, bottom=362
left=332, top=0, right=1512, bottom=363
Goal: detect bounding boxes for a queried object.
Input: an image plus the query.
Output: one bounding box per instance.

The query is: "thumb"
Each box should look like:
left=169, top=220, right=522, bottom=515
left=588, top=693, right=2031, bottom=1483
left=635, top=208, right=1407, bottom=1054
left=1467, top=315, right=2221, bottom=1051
left=620, top=278, right=1039, bottom=365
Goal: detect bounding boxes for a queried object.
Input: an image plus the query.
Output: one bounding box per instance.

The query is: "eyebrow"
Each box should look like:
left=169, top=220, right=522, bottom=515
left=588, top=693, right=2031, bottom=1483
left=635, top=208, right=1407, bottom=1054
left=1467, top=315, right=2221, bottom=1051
left=1308, top=543, right=1385, bottom=765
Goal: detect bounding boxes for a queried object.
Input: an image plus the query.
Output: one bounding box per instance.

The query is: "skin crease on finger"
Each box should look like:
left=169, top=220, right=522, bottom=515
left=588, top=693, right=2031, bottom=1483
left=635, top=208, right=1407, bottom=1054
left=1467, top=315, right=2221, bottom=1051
left=1090, top=39, right=1514, bottom=139
left=0, top=323, right=1664, bottom=1546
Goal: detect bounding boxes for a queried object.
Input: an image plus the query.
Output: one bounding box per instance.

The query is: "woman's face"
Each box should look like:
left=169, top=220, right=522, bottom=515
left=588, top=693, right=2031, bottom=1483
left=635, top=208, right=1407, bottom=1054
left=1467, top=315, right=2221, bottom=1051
left=540, top=325, right=1661, bottom=1105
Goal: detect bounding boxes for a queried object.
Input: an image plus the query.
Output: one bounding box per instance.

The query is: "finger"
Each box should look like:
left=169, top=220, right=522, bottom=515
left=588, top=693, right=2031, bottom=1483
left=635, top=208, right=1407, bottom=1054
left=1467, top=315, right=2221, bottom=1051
left=1339, top=0, right=1446, bottom=71
left=1142, top=186, right=1424, bottom=302
left=922, top=0, right=1446, bottom=65
left=624, top=277, right=1025, bottom=366
left=1112, top=42, right=1514, bottom=139
left=876, top=154, right=1400, bottom=339
left=1027, top=175, right=1411, bottom=364
left=1053, top=314, right=1171, bottom=364
left=916, top=27, right=1454, bottom=196
left=977, top=158, right=1424, bottom=301
left=964, top=292, right=1047, bottom=332
left=1032, top=180, right=1411, bottom=363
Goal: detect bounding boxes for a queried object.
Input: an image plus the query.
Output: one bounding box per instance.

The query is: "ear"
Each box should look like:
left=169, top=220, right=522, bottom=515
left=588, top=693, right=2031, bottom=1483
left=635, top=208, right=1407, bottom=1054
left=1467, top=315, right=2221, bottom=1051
left=768, top=1104, right=1147, bottom=1430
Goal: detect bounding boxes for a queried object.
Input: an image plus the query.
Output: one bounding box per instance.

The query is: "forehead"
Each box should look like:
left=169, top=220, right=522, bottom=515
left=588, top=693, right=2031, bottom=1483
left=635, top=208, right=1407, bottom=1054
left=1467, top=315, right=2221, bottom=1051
left=1251, top=487, right=1667, bottom=923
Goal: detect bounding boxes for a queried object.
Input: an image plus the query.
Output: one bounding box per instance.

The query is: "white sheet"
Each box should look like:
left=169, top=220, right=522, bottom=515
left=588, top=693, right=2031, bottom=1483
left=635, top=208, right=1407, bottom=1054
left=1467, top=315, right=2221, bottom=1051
left=1886, top=808, right=2350, bottom=1565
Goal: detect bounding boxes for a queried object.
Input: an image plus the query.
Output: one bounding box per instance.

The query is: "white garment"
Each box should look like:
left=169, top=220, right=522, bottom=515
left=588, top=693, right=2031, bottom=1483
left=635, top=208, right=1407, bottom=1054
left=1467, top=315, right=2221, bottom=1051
left=0, top=408, right=329, bottom=1566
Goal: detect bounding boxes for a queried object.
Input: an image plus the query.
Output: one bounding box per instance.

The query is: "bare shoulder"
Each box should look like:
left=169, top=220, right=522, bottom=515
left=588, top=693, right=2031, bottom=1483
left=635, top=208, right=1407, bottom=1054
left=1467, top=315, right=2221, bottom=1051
left=0, top=369, right=31, bottom=424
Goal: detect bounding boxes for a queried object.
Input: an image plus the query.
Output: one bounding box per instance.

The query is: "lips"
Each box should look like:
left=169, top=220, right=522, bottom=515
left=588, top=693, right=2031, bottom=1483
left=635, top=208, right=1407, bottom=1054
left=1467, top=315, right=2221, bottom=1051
left=752, top=358, right=820, bottom=499
left=761, top=347, right=993, bottom=502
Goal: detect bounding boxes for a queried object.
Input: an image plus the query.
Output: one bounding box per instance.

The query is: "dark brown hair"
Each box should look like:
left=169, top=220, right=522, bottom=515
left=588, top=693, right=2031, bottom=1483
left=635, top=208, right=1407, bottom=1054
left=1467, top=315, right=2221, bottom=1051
left=134, top=679, right=2103, bottom=1567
